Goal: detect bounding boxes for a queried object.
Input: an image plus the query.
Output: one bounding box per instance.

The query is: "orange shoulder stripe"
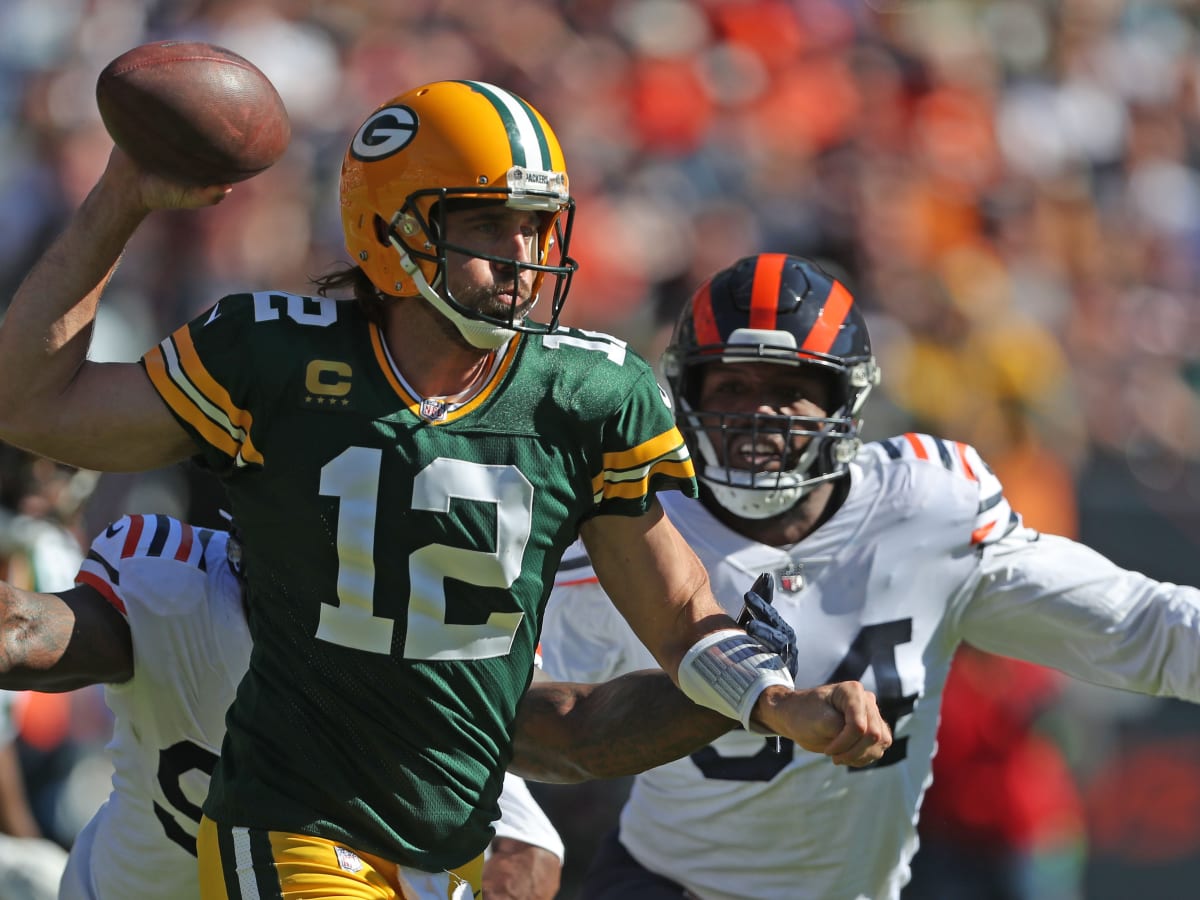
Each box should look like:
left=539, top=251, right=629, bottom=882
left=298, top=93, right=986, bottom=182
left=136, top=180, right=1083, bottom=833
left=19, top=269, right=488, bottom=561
left=144, top=345, right=242, bottom=459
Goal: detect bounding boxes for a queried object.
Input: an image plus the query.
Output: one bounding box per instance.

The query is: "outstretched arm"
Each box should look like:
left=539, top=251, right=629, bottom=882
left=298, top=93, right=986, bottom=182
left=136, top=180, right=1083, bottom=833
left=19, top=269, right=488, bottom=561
left=0, top=582, right=132, bottom=691
left=481, top=773, right=564, bottom=899
left=511, top=669, right=882, bottom=782
left=0, top=148, right=220, bottom=470
left=580, top=507, right=891, bottom=766
left=511, top=669, right=735, bottom=783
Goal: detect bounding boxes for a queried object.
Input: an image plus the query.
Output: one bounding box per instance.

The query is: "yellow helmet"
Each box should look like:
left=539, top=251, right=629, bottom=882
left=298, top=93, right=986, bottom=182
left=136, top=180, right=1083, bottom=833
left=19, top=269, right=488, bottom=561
left=340, top=80, right=577, bottom=348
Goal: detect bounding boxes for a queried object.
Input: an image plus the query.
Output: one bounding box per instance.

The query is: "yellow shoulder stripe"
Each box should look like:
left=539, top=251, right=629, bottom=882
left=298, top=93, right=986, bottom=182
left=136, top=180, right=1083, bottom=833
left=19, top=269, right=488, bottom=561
left=591, top=458, right=696, bottom=503
left=144, top=328, right=263, bottom=466
left=602, top=427, right=688, bottom=472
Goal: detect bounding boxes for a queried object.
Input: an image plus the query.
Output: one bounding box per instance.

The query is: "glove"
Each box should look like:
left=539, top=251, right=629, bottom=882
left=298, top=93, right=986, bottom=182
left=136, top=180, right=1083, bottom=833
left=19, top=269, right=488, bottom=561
left=737, top=573, right=798, bottom=679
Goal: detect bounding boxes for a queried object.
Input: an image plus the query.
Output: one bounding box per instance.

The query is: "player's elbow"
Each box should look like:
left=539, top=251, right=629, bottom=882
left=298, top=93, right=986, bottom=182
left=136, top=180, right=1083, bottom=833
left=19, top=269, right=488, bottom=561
left=506, top=753, right=593, bottom=785
left=0, top=587, right=40, bottom=680
left=509, top=684, right=598, bottom=784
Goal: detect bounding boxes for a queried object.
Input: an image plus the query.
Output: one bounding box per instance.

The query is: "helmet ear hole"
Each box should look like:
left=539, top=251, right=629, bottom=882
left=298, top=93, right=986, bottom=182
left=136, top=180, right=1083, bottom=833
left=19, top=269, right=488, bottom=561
left=372, top=215, right=391, bottom=247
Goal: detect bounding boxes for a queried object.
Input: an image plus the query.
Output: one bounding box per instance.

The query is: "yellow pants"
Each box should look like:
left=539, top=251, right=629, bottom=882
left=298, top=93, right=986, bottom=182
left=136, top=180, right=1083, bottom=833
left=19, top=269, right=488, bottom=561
left=197, top=816, right=481, bottom=900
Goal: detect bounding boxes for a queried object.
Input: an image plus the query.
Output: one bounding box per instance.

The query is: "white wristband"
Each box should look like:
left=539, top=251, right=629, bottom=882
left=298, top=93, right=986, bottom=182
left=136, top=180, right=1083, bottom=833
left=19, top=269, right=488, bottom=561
left=677, top=629, right=795, bottom=731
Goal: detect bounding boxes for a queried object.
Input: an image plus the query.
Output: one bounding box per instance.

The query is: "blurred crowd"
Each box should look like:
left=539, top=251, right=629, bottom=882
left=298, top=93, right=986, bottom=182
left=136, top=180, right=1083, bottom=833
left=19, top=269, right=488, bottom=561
left=2, top=0, right=1200, bottom=897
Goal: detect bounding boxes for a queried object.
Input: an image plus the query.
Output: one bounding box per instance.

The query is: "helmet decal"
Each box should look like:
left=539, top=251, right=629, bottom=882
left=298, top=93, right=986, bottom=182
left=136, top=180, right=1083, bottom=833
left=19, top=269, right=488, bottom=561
left=748, top=252, right=788, bottom=329
left=690, top=279, right=722, bottom=347
left=800, top=278, right=854, bottom=355
left=453, top=80, right=552, bottom=171
left=350, top=107, right=419, bottom=161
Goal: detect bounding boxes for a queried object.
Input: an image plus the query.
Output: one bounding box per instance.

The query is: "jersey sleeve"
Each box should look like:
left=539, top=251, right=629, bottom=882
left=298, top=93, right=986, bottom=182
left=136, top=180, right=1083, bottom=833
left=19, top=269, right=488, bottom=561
left=873, top=433, right=1024, bottom=548
left=957, top=532, right=1200, bottom=702
left=74, top=514, right=219, bottom=616
left=140, top=292, right=276, bottom=474
left=540, top=544, right=657, bottom=683
left=75, top=516, right=136, bottom=615
left=491, top=772, right=565, bottom=862
left=589, top=366, right=697, bottom=518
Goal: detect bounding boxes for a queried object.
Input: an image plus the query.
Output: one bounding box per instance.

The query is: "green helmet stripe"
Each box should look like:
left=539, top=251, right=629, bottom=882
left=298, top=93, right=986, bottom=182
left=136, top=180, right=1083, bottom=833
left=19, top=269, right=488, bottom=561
left=456, top=80, right=551, bottom=171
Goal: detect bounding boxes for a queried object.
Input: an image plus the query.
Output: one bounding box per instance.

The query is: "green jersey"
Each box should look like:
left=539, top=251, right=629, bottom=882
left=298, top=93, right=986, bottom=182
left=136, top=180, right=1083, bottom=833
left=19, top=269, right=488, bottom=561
left=141, top=291, right=696, bottom=870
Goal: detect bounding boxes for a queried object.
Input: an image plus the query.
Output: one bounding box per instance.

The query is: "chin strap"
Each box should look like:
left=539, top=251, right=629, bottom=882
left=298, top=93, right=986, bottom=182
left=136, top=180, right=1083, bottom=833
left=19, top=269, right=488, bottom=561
left=388, top=234, right=516, bottom=350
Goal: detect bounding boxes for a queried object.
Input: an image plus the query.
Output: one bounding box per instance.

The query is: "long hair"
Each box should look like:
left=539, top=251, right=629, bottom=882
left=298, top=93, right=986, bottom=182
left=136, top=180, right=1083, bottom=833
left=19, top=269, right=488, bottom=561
left=311, top=264, right=395, bottom=325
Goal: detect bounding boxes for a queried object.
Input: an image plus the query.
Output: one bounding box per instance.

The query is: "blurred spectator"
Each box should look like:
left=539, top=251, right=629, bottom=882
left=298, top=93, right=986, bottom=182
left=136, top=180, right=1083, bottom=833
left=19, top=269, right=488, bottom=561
left=0, top=444, right=110, bottom=850
left=0, top=691, right=67, bottom=900
left=0, top=692, right=40, bottom=840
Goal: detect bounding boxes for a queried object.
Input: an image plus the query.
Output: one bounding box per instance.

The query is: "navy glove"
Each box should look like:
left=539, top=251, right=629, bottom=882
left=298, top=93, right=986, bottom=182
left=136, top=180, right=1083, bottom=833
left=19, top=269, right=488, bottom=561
left=737, top=572, right=798, bottom=679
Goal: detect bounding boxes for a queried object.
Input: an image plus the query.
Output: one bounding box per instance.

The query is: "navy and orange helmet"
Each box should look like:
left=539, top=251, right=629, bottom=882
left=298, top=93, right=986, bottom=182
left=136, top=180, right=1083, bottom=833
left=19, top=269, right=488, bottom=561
left=663, top=254, right=880, bottom=519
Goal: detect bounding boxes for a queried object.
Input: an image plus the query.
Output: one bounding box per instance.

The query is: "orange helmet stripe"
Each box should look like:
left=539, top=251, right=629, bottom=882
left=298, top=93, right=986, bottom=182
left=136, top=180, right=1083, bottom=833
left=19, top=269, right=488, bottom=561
left=749, top=252, right=788, bottom=330
left=692, top=280, right=721, bottom=347
left=800, top=279, right=853, bottom=355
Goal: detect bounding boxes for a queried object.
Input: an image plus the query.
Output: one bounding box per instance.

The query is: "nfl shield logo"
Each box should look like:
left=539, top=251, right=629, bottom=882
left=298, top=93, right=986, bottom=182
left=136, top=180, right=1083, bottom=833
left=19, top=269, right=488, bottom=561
left=419, top=398, right=447, bottom=421
left=778, top=562, right=805, bottom=593
left=335, top=846, right=363, bottom=873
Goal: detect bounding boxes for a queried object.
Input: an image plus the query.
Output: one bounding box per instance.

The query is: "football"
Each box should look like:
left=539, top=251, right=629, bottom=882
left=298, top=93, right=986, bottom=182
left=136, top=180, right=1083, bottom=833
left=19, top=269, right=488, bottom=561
left=95, top=40, right=291, bottom=185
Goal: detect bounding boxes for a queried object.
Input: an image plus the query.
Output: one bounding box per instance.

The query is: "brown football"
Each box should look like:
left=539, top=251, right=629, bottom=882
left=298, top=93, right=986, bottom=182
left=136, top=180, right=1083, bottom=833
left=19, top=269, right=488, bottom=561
left=95, top=40, right=291, bottom=185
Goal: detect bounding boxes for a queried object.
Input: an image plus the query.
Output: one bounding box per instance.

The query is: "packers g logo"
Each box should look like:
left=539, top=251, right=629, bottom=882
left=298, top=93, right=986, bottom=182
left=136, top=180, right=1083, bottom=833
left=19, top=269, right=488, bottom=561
left=350, top=106, right=418, bottom=161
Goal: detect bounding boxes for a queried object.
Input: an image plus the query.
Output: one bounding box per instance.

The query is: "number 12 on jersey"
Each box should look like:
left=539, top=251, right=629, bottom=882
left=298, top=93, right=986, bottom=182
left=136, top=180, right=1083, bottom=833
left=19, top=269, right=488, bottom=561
left=317, top=446, right=533, bottom=661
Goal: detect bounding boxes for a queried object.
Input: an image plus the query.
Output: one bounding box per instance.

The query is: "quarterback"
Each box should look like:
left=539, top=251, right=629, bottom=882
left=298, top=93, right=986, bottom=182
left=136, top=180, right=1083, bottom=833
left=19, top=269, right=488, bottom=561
left=0, top=80, right=888, bottom=897
left=541, top=253, right=1200, bottom=900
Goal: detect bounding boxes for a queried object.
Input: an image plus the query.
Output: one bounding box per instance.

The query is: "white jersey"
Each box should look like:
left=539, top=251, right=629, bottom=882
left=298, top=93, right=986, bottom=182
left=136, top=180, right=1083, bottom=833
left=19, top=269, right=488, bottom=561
left=541, top=433, right=1200, bottom=900
left=493, top=773, right=566, bottom=862
left=59, top=515, right=250, bottom=900
left=58, top=515, right=562, bottom=900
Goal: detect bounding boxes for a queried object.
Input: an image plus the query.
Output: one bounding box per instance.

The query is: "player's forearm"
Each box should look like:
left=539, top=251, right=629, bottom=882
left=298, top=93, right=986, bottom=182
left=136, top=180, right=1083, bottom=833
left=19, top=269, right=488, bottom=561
left=0, top=583, right=132, bottom=691
left=0, top=582, right=73, bottom=688
left=0, top=168, right=147, bottom=441
left=510, top=670, right=735, bottom=783
left=482, top=839, right=561, bottom=900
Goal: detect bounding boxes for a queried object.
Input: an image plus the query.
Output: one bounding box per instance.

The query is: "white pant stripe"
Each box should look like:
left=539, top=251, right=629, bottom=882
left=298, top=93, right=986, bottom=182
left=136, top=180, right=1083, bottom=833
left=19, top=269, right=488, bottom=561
left=231, top=826, right=262, bottom=900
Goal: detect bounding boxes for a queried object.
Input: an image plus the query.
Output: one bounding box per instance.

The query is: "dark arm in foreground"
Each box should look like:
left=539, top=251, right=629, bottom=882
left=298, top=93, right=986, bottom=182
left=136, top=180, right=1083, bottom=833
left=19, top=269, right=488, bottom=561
left=511, top=669, right=735, bottom=783
left=512, top=668, right=876, bottom=783
left=0, top=582, right=131, bottom=691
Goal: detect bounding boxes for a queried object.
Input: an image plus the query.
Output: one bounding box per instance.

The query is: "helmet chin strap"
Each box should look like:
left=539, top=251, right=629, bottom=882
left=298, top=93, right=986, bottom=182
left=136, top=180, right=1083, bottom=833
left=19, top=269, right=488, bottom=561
left=388, top=235, right=516, bottom=350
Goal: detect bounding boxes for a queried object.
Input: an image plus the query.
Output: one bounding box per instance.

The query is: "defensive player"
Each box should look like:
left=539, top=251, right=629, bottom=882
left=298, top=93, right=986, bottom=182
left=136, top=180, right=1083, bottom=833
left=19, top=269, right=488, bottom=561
left=0, top=80, right=889, bottom=898
left=0, top=513, right=809, bottom=899
left=540, top=253, right=1200, bottom=900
